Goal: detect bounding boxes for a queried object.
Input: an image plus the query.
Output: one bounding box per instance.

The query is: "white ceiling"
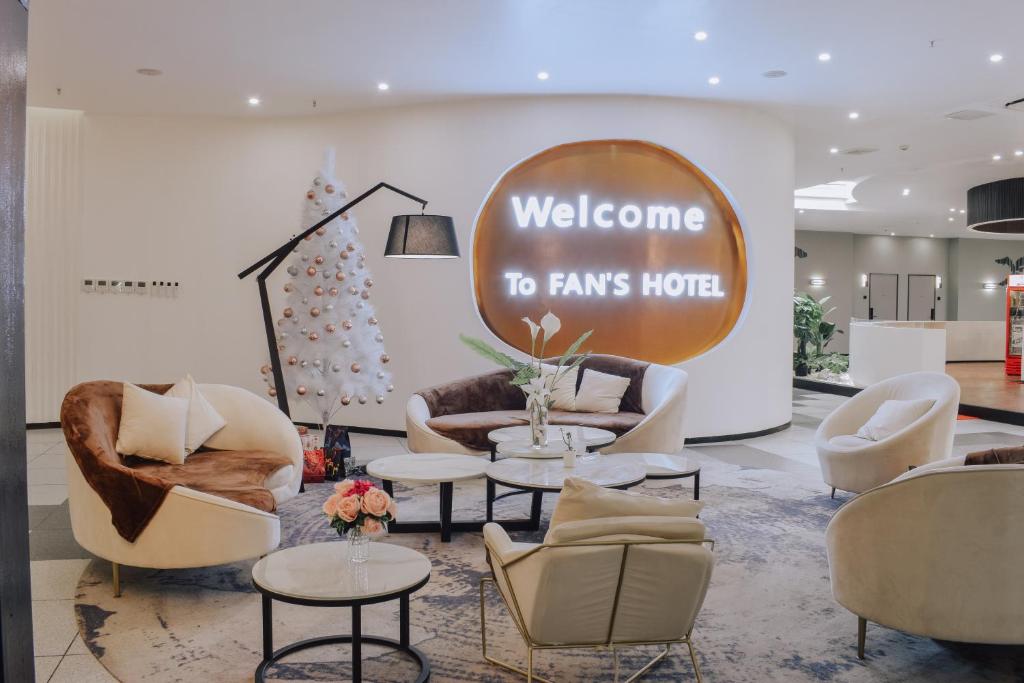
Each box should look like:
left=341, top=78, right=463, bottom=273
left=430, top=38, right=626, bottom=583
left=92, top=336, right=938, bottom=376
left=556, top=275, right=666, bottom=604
left=25, top=0, right=1024, bottom=239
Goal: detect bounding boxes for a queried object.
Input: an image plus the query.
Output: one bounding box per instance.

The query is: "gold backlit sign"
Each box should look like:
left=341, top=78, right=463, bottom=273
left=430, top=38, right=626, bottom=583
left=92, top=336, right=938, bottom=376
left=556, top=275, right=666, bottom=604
left=472, top=139, right=748, bottom=364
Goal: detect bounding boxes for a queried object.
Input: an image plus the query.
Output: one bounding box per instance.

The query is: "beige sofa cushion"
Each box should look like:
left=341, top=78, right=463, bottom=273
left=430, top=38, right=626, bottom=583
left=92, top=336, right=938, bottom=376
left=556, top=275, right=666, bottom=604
left=548, top=477, right=703, bottom=538
left=548, top=515, right=706, bottom=543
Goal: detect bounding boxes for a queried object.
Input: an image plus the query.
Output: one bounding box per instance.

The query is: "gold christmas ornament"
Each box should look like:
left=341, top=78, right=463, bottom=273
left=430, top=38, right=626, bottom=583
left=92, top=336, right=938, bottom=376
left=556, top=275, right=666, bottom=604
left=283, top=307, right=294, bottom=318
left=364, top=278, right=373, bottom=288
left=347, top=243, right=356, bottom=252
left=381, top=353, right=390, bottom=363
left=310, top=307, right=321, bottom=317
left=260, top=365, right=270, bottom=375
left=340, top=395, right=352, bottom=406
left=315, top=227, right=327, bottom=236
left=325, top=184, right=335, bottom=194
left=308, top=332, right=320, bottom=341
left=314, top=255, right=324, bottom=264
left=296, top=385, right=307, bottom=396
left=283, top=283, right=294, bottom=293
left=268, top=388, right=277, bottom=397
left=287, top=356, right=298, bottom=365
left=306, top=266, right=317, bottom=276
left=335, top=272, right=346, bottom=282
left=342, top=320, right=353, bottom=330
left=325, top=323, right=337, bottom=333
left=350, top=362, right=361, bottom=373
left=361, top=291, right=370, bottom=300
left=313, top=286, right=324, bottom=296
left=340, top=251, right=350, bottom=260
left=306, top=190, right=315, bottom=200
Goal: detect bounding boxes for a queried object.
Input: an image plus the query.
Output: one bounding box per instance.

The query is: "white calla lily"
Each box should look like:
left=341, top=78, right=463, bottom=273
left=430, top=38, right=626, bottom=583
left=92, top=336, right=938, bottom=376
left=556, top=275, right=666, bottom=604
left=540, top=311, right=561, bottom=342
left=521, top=317, right=540, bottom=342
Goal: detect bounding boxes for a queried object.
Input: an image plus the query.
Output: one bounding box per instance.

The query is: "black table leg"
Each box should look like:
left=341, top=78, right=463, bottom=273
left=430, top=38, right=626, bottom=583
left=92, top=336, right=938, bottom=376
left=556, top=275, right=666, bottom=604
left=529, top=491, right=543, bottom=530
left=694, top=471, right=700, bottom=500
left=439, top=482, right=454, bottom=542
left=486, top=479, right=495, bottom=522
left=381, top=479, right=394, bottom=497
left=400, top=594, right=410, bottom=648
left=490, top=445, right=497, bottom=462
left=352, top=604, right=362, bottom=682
left=262, top=595, right=273, bottom=660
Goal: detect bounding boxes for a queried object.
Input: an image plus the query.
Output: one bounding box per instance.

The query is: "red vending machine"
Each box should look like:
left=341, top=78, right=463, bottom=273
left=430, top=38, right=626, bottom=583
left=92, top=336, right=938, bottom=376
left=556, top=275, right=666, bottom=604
left=1006, top=274, right=1024, bottom=376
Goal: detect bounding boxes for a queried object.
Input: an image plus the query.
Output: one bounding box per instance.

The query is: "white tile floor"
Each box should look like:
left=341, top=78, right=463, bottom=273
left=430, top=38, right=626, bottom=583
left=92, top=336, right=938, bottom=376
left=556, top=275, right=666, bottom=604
left=23, top=391, right=1024, bottom=681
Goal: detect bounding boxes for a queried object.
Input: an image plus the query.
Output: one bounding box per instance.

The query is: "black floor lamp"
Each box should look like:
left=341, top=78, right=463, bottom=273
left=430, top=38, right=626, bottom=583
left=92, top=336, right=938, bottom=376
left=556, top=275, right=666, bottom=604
left=239, top=182, right=459, bottom=416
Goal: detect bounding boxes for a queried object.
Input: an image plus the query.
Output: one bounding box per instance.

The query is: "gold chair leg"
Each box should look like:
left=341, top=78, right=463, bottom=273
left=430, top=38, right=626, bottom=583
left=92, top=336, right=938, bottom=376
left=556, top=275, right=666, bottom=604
left=686, top=639, right=703, bottom=683
left=857, top=617, right=866, bottom=659
left=112, top=562, right=121, bottom=598
left=622, top=645, right=671, bottom=683
left=479, top=577, right=555, bottom=683
left=527, top=647, right=533, bottom=683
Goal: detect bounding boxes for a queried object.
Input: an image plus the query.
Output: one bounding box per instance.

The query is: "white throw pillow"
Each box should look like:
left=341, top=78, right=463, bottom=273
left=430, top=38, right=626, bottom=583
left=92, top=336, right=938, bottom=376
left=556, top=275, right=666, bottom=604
left=115, top=383, right=189, bottom=464
left=573, top=368, right=631, bottom=413
left=164, top=374, right=227, bottom=454
left=855, top=398, right=934, bottom=442
left=540, top=363, right=579, bottom=411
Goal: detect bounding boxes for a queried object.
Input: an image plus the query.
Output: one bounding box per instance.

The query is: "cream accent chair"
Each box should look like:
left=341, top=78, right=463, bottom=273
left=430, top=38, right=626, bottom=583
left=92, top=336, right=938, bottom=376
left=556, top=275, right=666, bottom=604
left=407, top=358, right=688, bottom=455
left=481, top=516, right=714, bottom=682
left=815, top=371, right=959, bottom=496
left=826, top=456, right=1024, bottom=658
left=66, top=384, right=302, bottom=594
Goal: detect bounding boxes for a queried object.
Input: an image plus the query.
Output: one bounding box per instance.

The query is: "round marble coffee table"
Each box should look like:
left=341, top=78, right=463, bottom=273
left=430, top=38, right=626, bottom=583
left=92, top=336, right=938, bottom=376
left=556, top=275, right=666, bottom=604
left=485, top=456, right=646, bottom=529
left=252, top=541, right=431, bottom=682
left=366, top=453, right=488, bottom=542
left=488, top=425, right=616, bottom=459
left=605, top=452, right=701, bottom=499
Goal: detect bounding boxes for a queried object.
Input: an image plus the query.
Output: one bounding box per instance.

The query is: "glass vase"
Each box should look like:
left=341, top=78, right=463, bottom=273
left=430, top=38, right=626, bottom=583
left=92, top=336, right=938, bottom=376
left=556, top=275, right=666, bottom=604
left=529, top=400, right=549, bottom=448
left=347, top=526, right=371, bottom=564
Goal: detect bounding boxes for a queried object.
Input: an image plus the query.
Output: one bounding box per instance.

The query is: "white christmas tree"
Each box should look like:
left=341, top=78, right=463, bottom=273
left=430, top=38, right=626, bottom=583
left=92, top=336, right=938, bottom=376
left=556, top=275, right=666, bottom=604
left=260, top=149, right=393, bottom=429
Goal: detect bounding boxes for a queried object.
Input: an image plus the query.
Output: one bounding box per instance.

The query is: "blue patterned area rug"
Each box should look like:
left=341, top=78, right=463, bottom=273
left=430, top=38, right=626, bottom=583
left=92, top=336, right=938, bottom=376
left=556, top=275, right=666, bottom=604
left=74, top=471, right=1024, bottom=682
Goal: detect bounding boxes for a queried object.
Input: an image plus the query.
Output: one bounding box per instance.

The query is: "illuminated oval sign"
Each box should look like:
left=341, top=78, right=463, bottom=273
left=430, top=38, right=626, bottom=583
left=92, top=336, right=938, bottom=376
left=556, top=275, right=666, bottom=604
left=472, top=139, right=747, bottom=364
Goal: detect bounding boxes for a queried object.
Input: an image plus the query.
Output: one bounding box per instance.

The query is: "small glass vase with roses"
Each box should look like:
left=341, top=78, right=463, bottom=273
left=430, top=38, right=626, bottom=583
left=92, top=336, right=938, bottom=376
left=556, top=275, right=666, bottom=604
left=323, top=479, right=397, bottom=564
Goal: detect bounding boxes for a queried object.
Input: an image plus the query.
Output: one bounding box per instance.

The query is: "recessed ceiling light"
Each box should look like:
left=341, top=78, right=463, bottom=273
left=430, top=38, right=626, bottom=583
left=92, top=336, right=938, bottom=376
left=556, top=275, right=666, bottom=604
left=990, top=53, right=1004, bottom=63
left=949, top=208, right=956, bottom=212
left=901, top=188, right=911, bottom=196
left=136, top=68, right=162, bottom=76
left=929, top=234, right=935, bottom=238
left=993, top=154, right=1003, bottom=161
left=818, top=52, right=832, bottom=62
left=848, top=111, right=860, bottom=120
left=694, top=31, right=708, bottom=41
left=536, top=71, right=549, bottom=81
left=948, top=217, right=955, bottom=222
left=798, top=209, right=805, bottom=214
left=707, top=76, right=720, bottom=85
left=377, top=82, right=390, bottom=91
left=890, top=232, right=896, bottom=236
left=1016, top=150, right=1024, bottom=157
left=829, top=147, right=839, bottom=154
left=247, top=96, right=260, bottom=106
left=959, top=209, right=965, bottom=214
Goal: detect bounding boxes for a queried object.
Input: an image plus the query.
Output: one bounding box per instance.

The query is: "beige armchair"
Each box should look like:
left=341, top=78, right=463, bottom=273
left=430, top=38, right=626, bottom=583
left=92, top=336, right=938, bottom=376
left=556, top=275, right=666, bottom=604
left=815, top=371, right=959, bottom=495
left=826, top=456, right=1024, bottom=658
left=481, top=516, right=714, bottom=682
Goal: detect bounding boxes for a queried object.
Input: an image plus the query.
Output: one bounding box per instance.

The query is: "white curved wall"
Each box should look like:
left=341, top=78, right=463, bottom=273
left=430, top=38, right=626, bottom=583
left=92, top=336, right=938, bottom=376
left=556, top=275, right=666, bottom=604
left=39, top=96, right=794, bottom=438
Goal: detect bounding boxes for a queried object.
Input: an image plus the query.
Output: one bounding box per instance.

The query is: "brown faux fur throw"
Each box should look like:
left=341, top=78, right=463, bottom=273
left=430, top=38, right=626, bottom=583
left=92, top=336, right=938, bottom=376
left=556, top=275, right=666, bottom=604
left=964, top=446, right=1024, bottom=466
left=61, top=381, right=291, bottom=543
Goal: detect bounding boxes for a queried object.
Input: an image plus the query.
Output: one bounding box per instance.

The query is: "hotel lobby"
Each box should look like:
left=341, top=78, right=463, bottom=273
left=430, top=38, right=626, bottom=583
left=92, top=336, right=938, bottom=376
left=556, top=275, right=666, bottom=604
left=3, top=2, right=1024, bottom=682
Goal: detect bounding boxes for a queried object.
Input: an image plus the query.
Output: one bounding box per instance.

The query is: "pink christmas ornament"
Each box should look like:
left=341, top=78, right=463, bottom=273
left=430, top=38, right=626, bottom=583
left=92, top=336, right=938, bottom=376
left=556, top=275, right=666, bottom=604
left=309, top=332, right=320, bottom=341
left=325, top=184, right=335, bottom=194
left=283, top=307, right=294, bottom=318
left=325, top=323, right=337, bottom=333
left=306, top=190, right=315, bottom=200
left=314, top=255, right=324, bottom=265
left=287, top=356, right=298, bottom=365
left=306, top=266, right=317, bottom=276
left=313, top=286, right=324, bottom=296
left=296, top=385, right=307, bottom=396
left=350, top=363, right=361, bottom=373
left=310, top=307, right=321, bottom=317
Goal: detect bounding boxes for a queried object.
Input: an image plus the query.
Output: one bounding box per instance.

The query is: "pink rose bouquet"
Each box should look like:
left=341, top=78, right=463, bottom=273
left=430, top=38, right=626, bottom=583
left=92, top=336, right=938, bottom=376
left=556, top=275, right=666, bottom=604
left=323, top=479, right=396, bottom=536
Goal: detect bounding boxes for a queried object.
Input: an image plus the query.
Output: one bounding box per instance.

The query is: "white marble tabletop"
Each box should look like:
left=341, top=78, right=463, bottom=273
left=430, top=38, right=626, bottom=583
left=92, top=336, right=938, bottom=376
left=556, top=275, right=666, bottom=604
left=604, top=453, right=700, bottom=477
left=486, top=456, right=646, bottom=491
left=252, top=542, right=431, bottom=602
left=366, top=453, right=488, bottom=483
left=489, top=424, right=617, bottom=448
left=495, top=440, right=569, bottom=459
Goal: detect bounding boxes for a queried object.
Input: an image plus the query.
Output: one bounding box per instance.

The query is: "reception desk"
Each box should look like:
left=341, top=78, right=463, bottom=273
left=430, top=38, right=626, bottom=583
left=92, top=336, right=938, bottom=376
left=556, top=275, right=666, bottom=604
left=848, top=320, right=1004, bottom=387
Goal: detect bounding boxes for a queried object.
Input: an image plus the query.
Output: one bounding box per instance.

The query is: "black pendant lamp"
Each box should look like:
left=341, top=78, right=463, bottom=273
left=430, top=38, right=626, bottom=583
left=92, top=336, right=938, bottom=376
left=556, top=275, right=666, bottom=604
left=967, top=178, right=1024, bottom=234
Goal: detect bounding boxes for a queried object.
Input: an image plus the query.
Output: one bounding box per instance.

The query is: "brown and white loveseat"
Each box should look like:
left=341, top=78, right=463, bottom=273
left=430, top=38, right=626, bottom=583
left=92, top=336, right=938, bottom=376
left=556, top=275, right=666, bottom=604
left=406, top=354, right=688, bottom=455
left=61, top=381, right=302, bottom=593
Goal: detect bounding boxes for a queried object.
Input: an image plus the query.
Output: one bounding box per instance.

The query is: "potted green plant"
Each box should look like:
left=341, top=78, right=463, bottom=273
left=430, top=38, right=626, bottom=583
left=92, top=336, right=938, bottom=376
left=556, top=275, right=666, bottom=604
left=793, top=293, right=844, bottom=376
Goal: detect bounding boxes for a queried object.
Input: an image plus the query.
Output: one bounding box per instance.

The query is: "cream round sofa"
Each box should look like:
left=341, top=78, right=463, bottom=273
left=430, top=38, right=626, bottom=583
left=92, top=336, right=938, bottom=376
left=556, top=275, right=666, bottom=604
left=826, top=455, right=1024, bottom=657
left=815, top=371, right=960, bottom=495
left=406, top=354, right=688, bottom=455
left=62, top=382, right=302, bottom=592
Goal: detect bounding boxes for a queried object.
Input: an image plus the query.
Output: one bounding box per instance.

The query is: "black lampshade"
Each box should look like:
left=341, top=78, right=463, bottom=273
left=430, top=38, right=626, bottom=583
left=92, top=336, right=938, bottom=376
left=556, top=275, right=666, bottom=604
left=385, top=214, right=460, bottom=258
left=968, top=178, right=1024, bottom=234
